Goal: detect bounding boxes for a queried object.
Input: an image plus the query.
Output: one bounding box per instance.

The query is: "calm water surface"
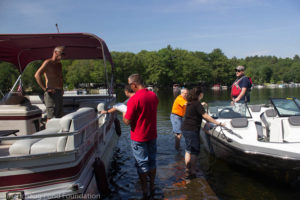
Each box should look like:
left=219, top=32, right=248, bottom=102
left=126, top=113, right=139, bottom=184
left=105, top=87, right=300, bottom=200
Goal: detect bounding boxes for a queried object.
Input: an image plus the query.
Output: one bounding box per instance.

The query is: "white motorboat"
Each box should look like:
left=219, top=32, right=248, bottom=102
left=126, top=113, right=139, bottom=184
left=200, top=98, right=300, bottom=182
left=0, top=33, right=121, bottom=199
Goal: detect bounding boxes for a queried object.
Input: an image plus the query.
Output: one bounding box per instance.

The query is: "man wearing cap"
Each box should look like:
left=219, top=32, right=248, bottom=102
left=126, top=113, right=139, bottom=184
left=231, top=65, right=251, bottom=114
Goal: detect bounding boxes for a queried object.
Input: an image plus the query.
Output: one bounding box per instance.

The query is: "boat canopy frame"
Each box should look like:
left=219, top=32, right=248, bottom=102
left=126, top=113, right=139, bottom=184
left=0, top=33, right=115, bottom=95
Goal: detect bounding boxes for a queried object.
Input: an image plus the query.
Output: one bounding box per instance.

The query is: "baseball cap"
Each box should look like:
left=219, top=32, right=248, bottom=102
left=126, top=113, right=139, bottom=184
left=236, top=65, right=245, bottom=71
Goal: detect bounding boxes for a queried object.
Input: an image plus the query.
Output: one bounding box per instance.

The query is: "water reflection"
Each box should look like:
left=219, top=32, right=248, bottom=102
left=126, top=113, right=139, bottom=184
left=106, top=88, right=300, bottom=200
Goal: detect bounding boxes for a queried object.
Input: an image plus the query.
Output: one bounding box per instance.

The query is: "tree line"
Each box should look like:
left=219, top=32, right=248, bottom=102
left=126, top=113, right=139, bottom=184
left=1, top=45, right=300, bottom=94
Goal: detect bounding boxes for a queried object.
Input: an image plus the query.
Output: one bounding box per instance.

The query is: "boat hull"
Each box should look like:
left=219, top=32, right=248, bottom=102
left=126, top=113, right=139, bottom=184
left=200, top=129, right=300, bottom=183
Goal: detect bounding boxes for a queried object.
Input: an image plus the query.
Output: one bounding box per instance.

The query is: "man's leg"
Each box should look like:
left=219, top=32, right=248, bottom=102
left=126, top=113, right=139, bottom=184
left=131, top=140, right=150, bottom=197
left=44, top=91, right=55, bottom=121
left=148, top=139, right=157, bottom=197
left=175, top=133, right=182, bottom=150
left=170, top=114, right=183, bottom=150
left=148, top=168, right=156, bottom=196
left=139, top=172, right=148, bottom=198
left=53, top=90, right=64, bottom=118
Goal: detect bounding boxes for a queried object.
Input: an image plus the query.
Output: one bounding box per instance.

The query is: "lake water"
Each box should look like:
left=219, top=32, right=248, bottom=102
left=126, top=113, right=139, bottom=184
left=105, top=87, right=300, bottom=200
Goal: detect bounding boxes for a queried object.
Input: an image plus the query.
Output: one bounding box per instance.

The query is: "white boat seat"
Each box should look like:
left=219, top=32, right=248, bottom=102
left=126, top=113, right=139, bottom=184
left=283, top=117, right=300, bottom=142
left=25, top=95, right=47, bottom=119
left=30, top=107, right=97, bottom=154
left=30, top=135, right=67, bottom=154
left=260, top=111, right=283, bottom=142
left=230, top=118, right=248, bottom=128
left=9, top=128, right=60, bottom=155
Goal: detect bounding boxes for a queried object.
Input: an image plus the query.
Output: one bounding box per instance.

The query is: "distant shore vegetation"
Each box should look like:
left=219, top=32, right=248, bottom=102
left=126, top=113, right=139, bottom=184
left=1, top=45, right=300, bottom=94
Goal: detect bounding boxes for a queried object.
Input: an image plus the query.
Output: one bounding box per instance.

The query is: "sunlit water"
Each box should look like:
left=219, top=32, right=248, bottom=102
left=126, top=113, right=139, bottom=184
left=105, top=87, right=300, bottom=200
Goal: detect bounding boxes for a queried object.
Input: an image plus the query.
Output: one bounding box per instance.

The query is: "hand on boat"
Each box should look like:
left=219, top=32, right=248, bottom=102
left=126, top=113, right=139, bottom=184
left=218, top=122, right=226, bottom=127
left=201, top=102, right=208, bottom=107
left=100, top=110, right=108, bottom=114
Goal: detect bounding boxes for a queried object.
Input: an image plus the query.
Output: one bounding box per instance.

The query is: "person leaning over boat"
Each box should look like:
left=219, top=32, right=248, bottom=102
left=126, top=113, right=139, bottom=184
left=182, top=87, right=224, bottom=179
left=170, top=88, right=188, bottom=150
left=123, top=74, right=159, bottom=199
left=100, top=85, right=135, bottom=114
left=34, top=46, right=65, bottom=120
left=231, top=65, right=252, bottom=115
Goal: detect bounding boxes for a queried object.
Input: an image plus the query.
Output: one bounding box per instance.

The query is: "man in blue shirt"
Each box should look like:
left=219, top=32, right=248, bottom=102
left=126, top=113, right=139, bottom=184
left=231, top=65, right=251, bottom=115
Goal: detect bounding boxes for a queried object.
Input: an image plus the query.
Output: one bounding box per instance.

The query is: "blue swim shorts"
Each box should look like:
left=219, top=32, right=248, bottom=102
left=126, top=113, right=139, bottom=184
left=131, top=139, right=157, bottom=174
left=170, top=113, right=183, bottom=135
left=182, top=130, right=200, bottom=155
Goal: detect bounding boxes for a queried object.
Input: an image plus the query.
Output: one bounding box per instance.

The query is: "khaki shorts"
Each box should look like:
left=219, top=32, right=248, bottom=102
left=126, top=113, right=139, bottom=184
left=44, top=89, right=63, bottom=119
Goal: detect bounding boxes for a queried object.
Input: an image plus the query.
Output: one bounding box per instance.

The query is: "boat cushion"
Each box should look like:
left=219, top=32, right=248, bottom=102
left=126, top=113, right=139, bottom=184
left=30, top=136, right=67, bottom=154
left=249, top=105, right=261, bottom=112
left=265, top=109, right=277, bottom=117
left=231, top=118, right=248, bottom=128
left=35, top=107, right=97, bottom=153
left=288, top=116, right=300, bottom=126
left=9, top=128, right=60, bottom=155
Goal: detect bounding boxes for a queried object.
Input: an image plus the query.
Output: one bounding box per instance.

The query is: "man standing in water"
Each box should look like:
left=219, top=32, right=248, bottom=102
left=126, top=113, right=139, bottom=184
left=123, top=74, right=159, bottom=199
left=170, top=88, right=188, bottom=150
left=35, top=46, right=64, bottom=119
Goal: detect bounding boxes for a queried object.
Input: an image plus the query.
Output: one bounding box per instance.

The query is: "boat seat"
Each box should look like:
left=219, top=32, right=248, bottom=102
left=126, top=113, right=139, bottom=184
left=9, top=128, right=60, bottom=155
left=254, top=121, right=265, bottom=141
left=30, top=107, right=97, bottom=154
left=288, top=116, right=300, bottom=126
left=25, top=95, right=47, bottom=119
left=260, top=110, right=282, bottom=142
left=230, top=118, right=248, bottom=128
left=283, top=116, right=300, bottom=142
left=265, top=109, right=277, bottom=117
left=249, top=105, right=261, bottom=112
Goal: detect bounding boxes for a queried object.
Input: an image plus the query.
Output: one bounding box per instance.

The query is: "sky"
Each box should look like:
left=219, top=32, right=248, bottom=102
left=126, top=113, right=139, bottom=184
left=0, top=0, right=300, bottom=58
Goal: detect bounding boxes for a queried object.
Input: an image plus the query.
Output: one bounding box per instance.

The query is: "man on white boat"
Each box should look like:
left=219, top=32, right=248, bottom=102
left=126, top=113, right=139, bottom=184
left=231, top=65, right=252, bottom=115
left=35, top=46, right=64, bottom=119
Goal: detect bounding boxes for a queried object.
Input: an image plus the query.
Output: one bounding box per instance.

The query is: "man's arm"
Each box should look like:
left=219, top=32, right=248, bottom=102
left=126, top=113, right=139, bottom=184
left=34, top=60, right=49, bottom=92
left=122, top=112, right=131, bottom=125
left=234, top=87, right=247, bottom=102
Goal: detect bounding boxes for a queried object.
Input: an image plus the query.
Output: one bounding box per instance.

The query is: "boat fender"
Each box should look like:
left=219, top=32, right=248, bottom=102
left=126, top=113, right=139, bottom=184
left=93, top=157, right=110, bottom=196
left=114, top=118, right=122, bottom=136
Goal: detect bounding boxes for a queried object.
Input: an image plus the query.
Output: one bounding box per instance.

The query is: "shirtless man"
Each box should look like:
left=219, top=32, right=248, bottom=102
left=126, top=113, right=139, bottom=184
left=34, top=46, right=64, bottom=119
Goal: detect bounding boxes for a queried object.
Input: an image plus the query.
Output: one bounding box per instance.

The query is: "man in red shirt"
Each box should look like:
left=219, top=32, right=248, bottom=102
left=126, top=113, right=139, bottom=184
left=123, top=74, right=159, bottom=199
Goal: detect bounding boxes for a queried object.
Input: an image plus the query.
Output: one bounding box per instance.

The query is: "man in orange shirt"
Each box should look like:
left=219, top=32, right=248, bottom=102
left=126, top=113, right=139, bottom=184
left=170, top=88, right=188, bottom=150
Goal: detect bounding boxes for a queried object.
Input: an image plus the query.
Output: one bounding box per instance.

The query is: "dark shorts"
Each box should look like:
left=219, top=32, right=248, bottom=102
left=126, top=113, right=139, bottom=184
left=182, top=130, right=200, bottom=155
left=44, top=89, right=63, bottom=119
left=131, top=139, right=157, bottom=174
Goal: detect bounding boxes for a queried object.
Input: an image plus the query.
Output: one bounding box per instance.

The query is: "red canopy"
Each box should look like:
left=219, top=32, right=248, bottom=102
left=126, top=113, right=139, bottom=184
left=0, top=33, right=114, bottom=72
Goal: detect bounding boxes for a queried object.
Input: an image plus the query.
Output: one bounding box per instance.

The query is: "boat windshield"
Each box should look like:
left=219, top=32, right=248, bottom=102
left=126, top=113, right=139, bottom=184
left=271, top=98, right=300, bottom=117
left=208, top=105, right=251, bottom=119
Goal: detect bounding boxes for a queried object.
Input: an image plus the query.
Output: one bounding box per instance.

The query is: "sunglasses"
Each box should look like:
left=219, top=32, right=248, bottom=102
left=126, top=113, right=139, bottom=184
left=235, top=69, right=242, bottom=72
